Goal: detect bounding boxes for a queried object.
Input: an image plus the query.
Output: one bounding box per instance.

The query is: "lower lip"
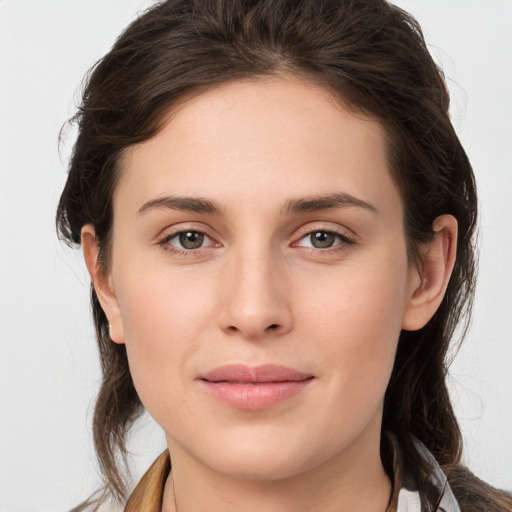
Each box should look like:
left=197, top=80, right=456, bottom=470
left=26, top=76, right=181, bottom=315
left=200, top=379, right=313, bottom=410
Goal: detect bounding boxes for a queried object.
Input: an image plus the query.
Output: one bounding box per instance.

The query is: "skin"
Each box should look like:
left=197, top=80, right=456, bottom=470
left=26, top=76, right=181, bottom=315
left=82, top=77, right=457, bottom=512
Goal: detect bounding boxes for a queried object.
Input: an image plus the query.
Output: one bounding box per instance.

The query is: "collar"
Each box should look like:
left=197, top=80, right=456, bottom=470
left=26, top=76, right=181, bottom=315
left=125, top=450, right=170, bottom=512
left=385, top=433, right=461, bottom=512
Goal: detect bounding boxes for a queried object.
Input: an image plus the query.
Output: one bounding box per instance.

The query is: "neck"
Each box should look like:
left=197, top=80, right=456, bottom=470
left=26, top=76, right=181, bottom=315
left=162, top=428, right=392, bottom=512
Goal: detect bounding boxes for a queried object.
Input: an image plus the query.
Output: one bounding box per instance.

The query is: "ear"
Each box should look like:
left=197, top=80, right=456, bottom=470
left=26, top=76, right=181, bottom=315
left=81, top=225, right=125, bottom=344
left=401, top=214, right=458, bottom=331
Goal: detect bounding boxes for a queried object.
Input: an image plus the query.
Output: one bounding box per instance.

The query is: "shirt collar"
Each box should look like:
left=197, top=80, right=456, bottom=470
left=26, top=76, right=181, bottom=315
left=124, top=450, right=170, bottom=512
left=385, top=433, right=461, bottom=512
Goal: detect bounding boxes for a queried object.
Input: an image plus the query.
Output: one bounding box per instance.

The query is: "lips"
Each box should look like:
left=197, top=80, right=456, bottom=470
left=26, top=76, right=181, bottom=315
left=200, top=364, right=313, bottom=383
left=198, top=364, right=314, bottom=410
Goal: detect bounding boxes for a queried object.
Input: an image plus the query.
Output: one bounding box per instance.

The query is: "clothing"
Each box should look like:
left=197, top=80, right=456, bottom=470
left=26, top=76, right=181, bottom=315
left=124, top=436, right=461, bottom=512
left=386, top=435, right=461, bottom=512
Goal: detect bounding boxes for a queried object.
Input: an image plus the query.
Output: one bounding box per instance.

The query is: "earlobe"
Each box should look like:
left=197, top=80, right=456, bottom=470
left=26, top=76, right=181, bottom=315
left=81, top=225, right=125, bottom=344
left=401, top=215, right=458, bottom=331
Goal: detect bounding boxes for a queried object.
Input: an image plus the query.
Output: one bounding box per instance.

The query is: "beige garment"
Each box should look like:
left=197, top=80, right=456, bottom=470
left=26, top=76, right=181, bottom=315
left=125, top=450, right=170, bottom=512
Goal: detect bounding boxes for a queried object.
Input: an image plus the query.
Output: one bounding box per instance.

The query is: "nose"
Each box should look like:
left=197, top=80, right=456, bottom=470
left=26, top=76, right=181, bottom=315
left=217, top=247, right=293, bottom=340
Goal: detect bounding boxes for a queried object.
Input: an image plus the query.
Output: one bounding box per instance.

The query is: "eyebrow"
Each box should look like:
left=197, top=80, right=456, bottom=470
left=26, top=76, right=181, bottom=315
left=137, top=192, right=377, bottom=217
left=137, top=196, right=224, bottom=216
left=281, top=193, right=378, bottom=215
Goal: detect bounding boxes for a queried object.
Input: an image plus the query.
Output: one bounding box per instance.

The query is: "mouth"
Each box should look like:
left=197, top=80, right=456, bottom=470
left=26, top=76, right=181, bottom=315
left=198, top=364, right=315, bottom=410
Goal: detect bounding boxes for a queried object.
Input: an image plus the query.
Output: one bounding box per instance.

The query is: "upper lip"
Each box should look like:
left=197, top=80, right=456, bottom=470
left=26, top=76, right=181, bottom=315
left=199, top=364, right=314, bottom=383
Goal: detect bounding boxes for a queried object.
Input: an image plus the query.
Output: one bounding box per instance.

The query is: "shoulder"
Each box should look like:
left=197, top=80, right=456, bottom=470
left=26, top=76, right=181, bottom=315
left=392, top=434, right=512, bottom=512
left=442, top=464, right=512, bottom=512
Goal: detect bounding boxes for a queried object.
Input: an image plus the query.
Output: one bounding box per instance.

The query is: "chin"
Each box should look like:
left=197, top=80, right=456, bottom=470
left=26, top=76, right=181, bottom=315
left=214, top=452, right=313, bottom=481
left=191, top=428, right=329, bottom=481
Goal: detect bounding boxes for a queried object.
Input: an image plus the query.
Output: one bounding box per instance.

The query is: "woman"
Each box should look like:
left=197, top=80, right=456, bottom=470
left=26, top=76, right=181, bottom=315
left=56, top=0, right=512, bottom=510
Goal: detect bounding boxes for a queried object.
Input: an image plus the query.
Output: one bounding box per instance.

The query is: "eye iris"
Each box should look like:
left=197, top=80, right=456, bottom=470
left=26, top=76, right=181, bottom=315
left=179, top=231, right=204, bottom=249
left=311, top=231, right=335, bottom=248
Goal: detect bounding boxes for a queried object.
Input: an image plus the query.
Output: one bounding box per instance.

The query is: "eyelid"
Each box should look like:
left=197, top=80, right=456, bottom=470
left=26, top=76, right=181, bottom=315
left=293, top=232, right=355, bottom=251
left=291, top=223, right=357, bottom=246
left=163, top=231, right=215, bottom=248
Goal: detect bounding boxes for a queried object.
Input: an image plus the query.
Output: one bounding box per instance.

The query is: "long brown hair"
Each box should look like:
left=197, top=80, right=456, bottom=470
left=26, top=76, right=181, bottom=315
left=56, top=0, right=511, bottom=510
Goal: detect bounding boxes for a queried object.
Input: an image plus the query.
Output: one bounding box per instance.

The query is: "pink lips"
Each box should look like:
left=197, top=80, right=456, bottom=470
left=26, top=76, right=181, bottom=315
left=198, top=364, right=314, bottom=410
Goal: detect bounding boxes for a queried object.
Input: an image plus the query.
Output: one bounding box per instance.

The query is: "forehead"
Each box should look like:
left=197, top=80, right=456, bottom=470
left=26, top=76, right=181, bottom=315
left=117, top=77, right=400, bottom=219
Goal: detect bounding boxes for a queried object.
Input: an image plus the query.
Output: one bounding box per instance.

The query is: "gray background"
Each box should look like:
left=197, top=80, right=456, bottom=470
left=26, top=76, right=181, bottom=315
left=1, top=1, right=511, bottom=510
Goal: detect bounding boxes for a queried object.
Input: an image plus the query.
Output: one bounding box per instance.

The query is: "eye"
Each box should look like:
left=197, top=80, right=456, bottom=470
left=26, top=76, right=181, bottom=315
left=162, top=230, right=214, bottom=250
left=296, top=230, right=352, bottom=249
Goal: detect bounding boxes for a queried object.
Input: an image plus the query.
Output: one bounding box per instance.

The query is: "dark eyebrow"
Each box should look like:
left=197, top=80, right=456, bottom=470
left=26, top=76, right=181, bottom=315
left=137, top=196, right=224, bottom=215
left=281, top=193, right=378, bottom=215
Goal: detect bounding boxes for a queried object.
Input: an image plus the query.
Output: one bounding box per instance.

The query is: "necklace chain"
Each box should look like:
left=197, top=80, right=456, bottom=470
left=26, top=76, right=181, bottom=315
left=171, top=472, right=178, bottom=512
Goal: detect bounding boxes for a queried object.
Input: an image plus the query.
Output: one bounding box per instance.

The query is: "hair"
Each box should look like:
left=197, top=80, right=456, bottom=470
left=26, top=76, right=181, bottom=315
left=56, top=0, right=512, bottom=510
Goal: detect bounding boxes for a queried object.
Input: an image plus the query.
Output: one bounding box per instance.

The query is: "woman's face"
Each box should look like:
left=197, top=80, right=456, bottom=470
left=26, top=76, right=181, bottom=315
left=97, top=78, right=423, bottom=480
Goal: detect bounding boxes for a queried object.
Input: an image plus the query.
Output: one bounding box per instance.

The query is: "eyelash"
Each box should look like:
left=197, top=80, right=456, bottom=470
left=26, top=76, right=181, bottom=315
left=158, top=228, right=356, bottom=255
left=293, top=229, right=356, bottom=253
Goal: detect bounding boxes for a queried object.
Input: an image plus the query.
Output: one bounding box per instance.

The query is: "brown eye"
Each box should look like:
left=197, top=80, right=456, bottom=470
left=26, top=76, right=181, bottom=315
left=309, top=231, right=336, bottom=248
left=178, top=231, right=205, bottom=249
left=161, top=230, right=218, bottom=253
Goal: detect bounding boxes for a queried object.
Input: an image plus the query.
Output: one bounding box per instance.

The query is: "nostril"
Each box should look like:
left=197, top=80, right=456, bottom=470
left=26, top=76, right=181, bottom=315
left=224, top=323, right=283, bottom=337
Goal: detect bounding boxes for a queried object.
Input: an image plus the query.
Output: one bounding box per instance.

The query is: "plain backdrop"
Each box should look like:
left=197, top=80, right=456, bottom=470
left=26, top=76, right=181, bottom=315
left=0, top=1, right=511, bottom=511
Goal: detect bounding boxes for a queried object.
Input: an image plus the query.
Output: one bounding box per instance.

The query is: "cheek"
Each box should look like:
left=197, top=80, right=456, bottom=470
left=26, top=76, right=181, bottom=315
left=113, top=265, right=218, bottom=415
left=296, top=252, right=408, bottom=400
left=116, top=258, right=217, bottom=340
